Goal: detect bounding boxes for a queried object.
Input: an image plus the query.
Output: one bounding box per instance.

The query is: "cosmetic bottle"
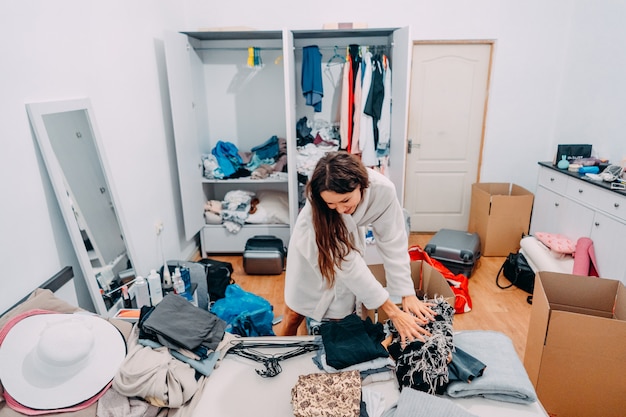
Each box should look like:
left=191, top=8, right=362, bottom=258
left=162, top=262, right=172, bottom=289
left=121, top=285, right=132, bottom=309
left=172, top=267, right=186, bottom=296
left=147, top=269, right=163, bottom=306
left=180, top=266, right=191, bottom=293
left=134, top=276, right=151, bottom=308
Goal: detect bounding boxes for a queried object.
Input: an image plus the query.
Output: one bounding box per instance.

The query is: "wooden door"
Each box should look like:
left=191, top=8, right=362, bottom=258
left=404, top=42, right=492, bottom=231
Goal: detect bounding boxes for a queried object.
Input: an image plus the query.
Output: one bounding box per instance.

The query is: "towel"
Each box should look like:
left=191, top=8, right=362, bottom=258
left=445, top=331, right=537, bottom=404
left=572, top=237, right=600, bottom=276
left=391, top=387, right=478, bottom=417
left=302, top=45, right=323, bottom=112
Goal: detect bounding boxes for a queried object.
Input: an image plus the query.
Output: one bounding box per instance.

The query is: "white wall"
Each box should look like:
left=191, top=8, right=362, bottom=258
left=554, top=1, right=626, bottom=164
left=0, top=0, right=188, bottom=312
left=1, top=0, right=624, bottom=312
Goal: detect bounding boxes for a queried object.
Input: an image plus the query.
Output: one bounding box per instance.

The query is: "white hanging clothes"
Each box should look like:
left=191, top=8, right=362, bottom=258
left=360, top=49, right=378, bottom=166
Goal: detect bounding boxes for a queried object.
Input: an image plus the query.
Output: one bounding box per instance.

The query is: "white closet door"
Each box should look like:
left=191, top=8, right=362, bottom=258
left=164, top=31, right=207, bottom=241
left=282, top=29, right=299, bottom=228
left=389, top=26, right=411, bottom=204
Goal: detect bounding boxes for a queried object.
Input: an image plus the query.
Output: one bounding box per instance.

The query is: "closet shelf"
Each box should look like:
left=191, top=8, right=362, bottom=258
left=201, top=177, right=288, bottom=184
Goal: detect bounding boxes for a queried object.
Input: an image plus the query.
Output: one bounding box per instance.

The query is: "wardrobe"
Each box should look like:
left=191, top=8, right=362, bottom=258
left=164, top=27, right=411, bottom=255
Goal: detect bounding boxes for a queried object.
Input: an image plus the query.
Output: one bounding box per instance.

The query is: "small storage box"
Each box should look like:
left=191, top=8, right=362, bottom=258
left=424, top=229, right=481, bottom=278
left=243, top=235, right=286, bottom=275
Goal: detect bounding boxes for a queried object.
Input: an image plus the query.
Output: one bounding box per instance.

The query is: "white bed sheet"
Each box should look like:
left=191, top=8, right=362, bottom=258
left=192, top=336, right=548, bottom=417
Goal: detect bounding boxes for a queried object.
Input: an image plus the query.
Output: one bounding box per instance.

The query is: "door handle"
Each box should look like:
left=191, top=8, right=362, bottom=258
left=407, top=139, right=420, bottom=154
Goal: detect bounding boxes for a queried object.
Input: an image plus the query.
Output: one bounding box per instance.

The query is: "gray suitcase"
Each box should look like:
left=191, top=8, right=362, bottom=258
left=243, top=235, right=286, bottom=275
left=424, top=229, right=481, bottom=278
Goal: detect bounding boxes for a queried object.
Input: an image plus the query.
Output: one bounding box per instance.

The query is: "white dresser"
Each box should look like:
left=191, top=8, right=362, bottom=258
left=530, top=162, right=626, bottom=284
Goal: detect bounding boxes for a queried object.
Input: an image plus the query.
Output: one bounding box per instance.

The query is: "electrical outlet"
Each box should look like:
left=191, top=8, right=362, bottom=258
left=155, top=221, right=164, bottom=236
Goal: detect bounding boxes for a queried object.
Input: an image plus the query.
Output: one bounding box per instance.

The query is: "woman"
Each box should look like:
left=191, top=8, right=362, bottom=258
left=279, top=151, right=434, bottom=345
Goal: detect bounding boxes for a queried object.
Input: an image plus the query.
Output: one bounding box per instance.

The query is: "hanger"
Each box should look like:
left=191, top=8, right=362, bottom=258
left=326, top=46, right=346, bottom=68
left=324, top=46, right=346, bottom=85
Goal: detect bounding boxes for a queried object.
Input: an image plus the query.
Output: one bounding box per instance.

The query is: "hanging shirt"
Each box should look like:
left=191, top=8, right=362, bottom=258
left=302, top=45, right=323, bottom=112
left=340, top=54, right=352, bottom=150
left=350, top=61, right=363, bottom=154
left=364, top=53, right=386, bottom=146
left=377, top=55, right=392, bottom=150
left=359, top=49, right=378, bottom=166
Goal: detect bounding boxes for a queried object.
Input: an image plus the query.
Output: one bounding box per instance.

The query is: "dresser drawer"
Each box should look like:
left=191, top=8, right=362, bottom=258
left=566, top=178, right=605, bottom=205
left=566, top=179, right=626, bottom=222
left=594, top=189, right=626, bottom=222
left=537, top=167, right=568, bottom=194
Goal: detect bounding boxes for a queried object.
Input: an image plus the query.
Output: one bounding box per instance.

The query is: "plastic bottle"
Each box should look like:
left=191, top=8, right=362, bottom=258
left=121, top=285, right=132, bottom=309
left=180, top=266, right=191, bottom=293
left=172, top=267, right=186, bottom=297
left=147, top=269, right=163, bottom=306
left=134, top=276, right=151, bottom=308
left=162, top=262, right=172, bottom=289
left=179, top=265, right=197, bottom=305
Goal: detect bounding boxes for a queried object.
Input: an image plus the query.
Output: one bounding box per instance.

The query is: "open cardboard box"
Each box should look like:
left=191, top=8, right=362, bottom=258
left=468, top=182, right=534, bottom=256
left=363, top=260, right=455, bottom=322
left=524, top=271, right=626, bottom=417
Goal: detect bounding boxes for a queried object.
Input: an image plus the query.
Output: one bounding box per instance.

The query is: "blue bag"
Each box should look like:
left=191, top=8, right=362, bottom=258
left=210, top=284, right=275, bottom=336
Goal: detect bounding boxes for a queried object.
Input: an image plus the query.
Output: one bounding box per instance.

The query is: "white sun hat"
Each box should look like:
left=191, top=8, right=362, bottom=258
left=0, top=312, right=126, bottom=410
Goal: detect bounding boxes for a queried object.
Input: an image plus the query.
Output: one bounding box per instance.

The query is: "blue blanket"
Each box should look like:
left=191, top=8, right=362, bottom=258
left=446, top=330, right=537, bottom=404
left=391, top=388, right=478, bottom=417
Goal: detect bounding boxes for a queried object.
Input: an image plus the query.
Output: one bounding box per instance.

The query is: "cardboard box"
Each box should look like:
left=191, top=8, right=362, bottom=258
left=524, top=271, right=626, bottom=417
left=467, top=183, right=534, bottom=256
left=363, top=261, right=455, bottom=322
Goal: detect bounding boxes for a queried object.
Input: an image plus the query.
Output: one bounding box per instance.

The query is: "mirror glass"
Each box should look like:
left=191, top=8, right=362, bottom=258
left=27, top=98, right=134, bottom=316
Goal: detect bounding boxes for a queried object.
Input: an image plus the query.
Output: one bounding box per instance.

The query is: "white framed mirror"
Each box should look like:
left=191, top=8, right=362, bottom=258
left=26, top=98, right=134, bottom=316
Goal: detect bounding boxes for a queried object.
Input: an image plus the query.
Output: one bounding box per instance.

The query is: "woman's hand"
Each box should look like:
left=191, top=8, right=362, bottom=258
left=379, top=299, right=431, bottom=347
left=401, top=295, right=436, bottom=324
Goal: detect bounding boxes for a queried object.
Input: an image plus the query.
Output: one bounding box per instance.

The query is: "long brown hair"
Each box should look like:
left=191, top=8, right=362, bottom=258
left=307, top=151, right=369, bottom=286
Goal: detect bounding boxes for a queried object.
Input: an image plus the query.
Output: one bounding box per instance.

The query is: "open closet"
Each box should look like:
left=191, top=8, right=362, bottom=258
left=164, top=27, right=411, bottom=255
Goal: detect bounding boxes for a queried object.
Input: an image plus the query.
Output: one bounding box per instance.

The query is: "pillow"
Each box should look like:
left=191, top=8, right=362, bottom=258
left=534, top=232, right=576, bottom=255
left=246, top=204, right=273, bottom=224
left=246, top=190, right=289, bottom=224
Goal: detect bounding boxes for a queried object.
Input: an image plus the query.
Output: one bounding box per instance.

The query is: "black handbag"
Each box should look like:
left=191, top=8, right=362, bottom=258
left=197, top=258, right=235, bottom=302
left=496, top=252, right=535, bottom=295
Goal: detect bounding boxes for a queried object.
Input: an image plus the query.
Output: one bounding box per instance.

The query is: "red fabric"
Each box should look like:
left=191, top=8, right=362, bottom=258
left=408, top=245, right=472, bottom=314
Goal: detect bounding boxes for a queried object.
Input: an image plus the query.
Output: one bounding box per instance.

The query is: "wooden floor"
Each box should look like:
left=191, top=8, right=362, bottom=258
left=200, top=233, right=533, bottom=360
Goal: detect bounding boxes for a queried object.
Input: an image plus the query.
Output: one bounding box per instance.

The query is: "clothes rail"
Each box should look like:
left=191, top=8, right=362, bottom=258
left=195, top=46, right=282, bottom=51
left=195, top=45, right=389, bottom=51
left=294, top=44, right=389, bottom=50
